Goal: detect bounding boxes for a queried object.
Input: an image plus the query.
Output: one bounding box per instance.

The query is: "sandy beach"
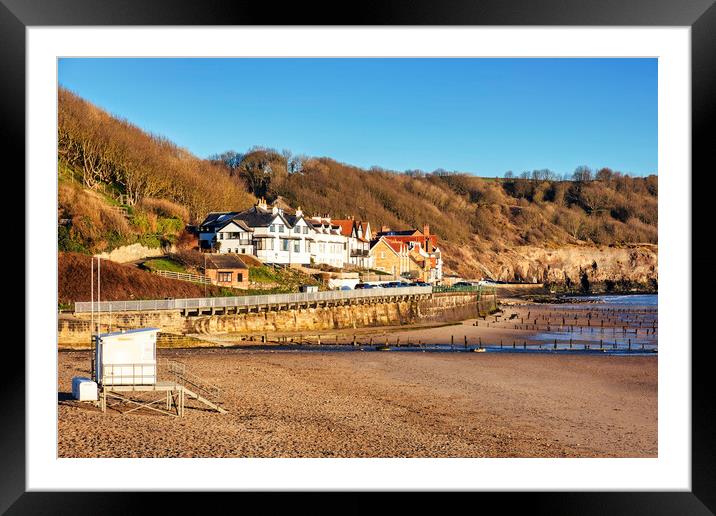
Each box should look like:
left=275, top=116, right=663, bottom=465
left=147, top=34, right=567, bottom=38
left=58, top=347, right=657, bottom=458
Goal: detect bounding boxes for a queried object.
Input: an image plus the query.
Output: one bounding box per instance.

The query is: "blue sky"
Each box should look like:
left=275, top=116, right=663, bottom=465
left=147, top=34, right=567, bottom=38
left=58, top=58, right=657, bottom=177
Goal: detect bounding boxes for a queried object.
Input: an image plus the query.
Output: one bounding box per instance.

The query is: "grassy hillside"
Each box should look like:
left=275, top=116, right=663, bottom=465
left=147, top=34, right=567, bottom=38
left=58, top=252, right=241, bottom=306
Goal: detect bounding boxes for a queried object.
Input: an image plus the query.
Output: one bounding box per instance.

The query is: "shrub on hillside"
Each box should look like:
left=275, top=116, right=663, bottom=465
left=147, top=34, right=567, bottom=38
left=139, top=197, right=190, bottom=223
left=58, top=182, right=132, bottom=252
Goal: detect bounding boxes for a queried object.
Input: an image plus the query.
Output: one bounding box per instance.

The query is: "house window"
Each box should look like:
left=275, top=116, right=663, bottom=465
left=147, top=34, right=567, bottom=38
left=219, top=233, right=224, bottom=240
left=381, top=252, right=385, bottom=259
left=270, top=225, right=276, bottom=232
left=282, top=239, right=290, bottom=251
left=237, top=272, right=243, bottom=282
left=278, top=225, right=285, bottom=233
left=218, top=271, right=232, bottom=283
left=294, top=241, right=300, bottom=253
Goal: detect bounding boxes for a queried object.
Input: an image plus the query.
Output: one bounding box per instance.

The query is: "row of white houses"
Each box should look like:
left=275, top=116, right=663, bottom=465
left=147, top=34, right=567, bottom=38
left=197, top=199, right=373, bottom=269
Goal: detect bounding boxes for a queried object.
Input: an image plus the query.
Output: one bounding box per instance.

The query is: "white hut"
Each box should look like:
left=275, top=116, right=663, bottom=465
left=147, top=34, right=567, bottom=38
left=94, top=328, right=159, bottom=386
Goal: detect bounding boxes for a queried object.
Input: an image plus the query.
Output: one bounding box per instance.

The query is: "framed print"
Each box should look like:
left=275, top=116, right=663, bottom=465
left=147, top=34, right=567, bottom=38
left=6, top=0, right=714, bottom=513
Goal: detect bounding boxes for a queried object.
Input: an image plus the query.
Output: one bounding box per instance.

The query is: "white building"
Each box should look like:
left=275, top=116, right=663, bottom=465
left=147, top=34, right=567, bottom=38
left=198, top=215, right=254, bottom=255
left=198, top=200, right=379, bottom=271
left=307, top=216, right=348, bottom=268
left=332, top=218, right=373, bottom=269
left=234, top=200, right=312, bottom=265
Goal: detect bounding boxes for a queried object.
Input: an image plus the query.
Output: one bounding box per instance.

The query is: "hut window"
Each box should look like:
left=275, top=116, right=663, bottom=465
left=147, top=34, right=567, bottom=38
left=218, top=272, right=232, bottom=282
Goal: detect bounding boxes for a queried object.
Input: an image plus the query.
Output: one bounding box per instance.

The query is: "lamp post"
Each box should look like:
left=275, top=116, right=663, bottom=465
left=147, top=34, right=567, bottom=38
left=205, top=240, right=213, bottom=297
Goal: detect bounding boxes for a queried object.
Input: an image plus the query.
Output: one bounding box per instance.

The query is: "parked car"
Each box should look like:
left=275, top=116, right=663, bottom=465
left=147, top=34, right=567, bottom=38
left=355, top=283, right=376, bottom=289
left=413, top=281, right=430, bottom=287
left=453, top=281, right=474, bottom=287
left=339, top=285, right=352, bottom=291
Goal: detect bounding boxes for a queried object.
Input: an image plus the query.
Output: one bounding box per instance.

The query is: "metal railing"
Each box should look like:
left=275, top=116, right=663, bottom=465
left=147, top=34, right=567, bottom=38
left=75, top=285, right=434, bottom=313
left=162, top=359, right=221, bottom=401
left=153, top=269, right=212, bottom=285
left=100, top=363, right=157, bottom=386
left=433, top=284, right=485, bottom=293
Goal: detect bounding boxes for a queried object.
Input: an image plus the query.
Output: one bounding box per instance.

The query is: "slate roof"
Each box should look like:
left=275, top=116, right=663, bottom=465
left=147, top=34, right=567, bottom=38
left=204, top=254, right=248, bottom=270
left=232, top=206, right=291, bottom=228
left=284, top=212, right=309, bottom=228
left=199, top=212, right=255, bottom=233
left=377, top=229, right=421, bottom=237
left=200, top=211, right=239, bottom=229
left=218, top=219, right=253, bottom=232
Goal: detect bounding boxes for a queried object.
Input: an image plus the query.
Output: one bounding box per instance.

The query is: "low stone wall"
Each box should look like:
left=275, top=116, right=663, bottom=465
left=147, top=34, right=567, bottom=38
left=96, top=243, right=176, bottom=263
left=60, top=292, right=482, bottom=346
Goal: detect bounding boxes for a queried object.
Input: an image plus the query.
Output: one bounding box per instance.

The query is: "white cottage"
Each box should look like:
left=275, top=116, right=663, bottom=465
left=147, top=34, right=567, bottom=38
left=198, top=213, right=254, bottom=255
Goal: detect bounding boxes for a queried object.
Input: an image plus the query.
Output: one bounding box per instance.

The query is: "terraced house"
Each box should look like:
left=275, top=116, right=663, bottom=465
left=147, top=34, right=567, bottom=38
left=332, top=217, right=373, bottom=269
left=198, top=200, right=441, bottom=278
left=307, top=215, right=348, bottom=268
left=233, top=199, right=312, bottom=265
left=197, top=199, right=312, bottom=265
left=371, top=225, right=443, bottom=283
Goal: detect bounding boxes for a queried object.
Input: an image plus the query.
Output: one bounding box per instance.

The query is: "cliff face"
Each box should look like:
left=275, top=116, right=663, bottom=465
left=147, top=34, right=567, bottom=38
left=443, top=243, right=658, bottom=290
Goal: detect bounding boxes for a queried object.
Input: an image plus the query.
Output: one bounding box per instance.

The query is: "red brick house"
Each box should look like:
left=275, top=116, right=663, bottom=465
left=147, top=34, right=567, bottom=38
left=204, top=254, right=249, bottom=289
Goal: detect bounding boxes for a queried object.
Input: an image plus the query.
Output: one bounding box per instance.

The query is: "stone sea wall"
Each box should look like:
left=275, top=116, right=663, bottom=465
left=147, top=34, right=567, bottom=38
left=59, top=292, right=481, bottom=347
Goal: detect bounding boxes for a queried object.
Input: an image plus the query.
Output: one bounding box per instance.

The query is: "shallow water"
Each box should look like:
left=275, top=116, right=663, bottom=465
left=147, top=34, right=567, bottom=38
left=224, top=343, right=657, bottom=356
left=529, top=294, right=658, bottom=353
left=208, top=294, right=659, bottom=356
left=559, top=294, right=657, bottom=308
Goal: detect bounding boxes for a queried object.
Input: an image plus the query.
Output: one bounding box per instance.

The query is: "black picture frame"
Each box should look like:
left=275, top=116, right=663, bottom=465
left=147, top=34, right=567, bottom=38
left=6, top=0, right=713, bottom=513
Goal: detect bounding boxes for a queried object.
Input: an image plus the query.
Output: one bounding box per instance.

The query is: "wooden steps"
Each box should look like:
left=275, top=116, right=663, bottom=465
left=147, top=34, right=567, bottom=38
left=182, top=386, right=228, bottom=414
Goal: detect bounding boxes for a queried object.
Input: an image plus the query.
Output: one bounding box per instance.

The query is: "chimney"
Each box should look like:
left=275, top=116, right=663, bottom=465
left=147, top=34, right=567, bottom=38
left=423, top=224, right=430, bottom=236
left=381, top=225, right=390, bottom=233
left=296, top=206, right=303, bottom=217
left=272, top=205, right=279, bottom=215
left=257, top=197, right=267, bottom=210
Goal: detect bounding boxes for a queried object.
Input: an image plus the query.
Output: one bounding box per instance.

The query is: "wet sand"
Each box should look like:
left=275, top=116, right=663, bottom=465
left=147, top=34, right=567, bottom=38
left=58, top=348, right=657, bottom=458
